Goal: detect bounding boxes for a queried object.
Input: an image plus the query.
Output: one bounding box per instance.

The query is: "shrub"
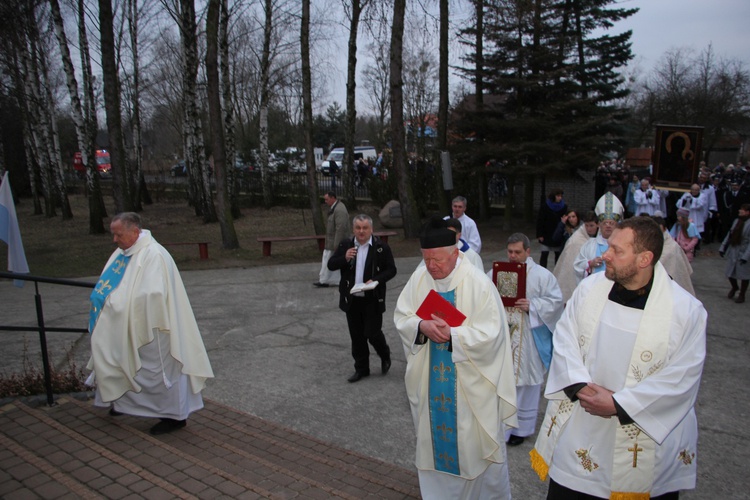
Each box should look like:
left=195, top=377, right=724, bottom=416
left=0, top=342, right=88, bottom=398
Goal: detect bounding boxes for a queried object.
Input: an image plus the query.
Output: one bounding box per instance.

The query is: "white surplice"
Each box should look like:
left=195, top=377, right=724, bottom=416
left=532, top=263, right=706, bottom=498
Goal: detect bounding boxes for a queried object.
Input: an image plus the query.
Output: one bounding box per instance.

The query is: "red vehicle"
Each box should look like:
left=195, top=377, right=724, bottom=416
left=73, top=150, right=112, bottom=177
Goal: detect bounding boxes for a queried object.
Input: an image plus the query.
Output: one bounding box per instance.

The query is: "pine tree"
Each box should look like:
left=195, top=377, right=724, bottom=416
left=455, top=0, right=637, bottom=174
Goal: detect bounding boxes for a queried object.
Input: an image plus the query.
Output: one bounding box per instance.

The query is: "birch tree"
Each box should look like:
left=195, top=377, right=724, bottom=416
left=77, top=0, right=108, bottom=224
left=206, top=0, right=239, bottom=248
left=49, top=0, right=106, bottom=232
left=258, top=0, right=273, bottom=208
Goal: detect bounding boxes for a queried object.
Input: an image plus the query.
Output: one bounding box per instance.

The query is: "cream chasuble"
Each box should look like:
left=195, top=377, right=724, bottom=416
left=531, top=263, right=706, bottom=499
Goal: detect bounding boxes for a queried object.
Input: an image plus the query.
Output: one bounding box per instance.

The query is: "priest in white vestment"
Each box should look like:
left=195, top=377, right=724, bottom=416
left=633, top=178, right=661, bottom=216
left=553, top=211, right=599, bottom=303
left=574, top=193, right=624, bottom=283
left=87, top=212, right=214, bottom=435
left=532, top=217, right=707, bottom=499
left=394, top=217, right=517, bottom=499
left=491, top=233, right=563, bottom=447
left=447, top=195, right=482, bottom=253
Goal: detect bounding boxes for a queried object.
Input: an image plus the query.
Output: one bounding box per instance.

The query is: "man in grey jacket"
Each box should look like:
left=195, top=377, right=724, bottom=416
left=314, top=191, right=350, bottom=287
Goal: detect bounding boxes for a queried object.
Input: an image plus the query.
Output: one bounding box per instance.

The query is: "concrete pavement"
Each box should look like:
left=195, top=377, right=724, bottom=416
left=0, top=244, right=748, bottom=498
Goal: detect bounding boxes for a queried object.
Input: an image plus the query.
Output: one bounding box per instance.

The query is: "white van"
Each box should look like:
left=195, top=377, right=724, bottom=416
left=319, top=146, right=377, bottom=176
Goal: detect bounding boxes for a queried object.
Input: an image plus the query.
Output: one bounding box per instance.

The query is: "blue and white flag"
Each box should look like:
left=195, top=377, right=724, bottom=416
left=0, top=172, right=30, bottom=287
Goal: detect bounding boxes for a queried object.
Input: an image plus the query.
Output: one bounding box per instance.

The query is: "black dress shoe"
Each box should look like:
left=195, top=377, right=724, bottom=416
left=150, top=418, right=187, bottom=435
left=381, top=358, right=392, bottom=375
left=312, top=282, right=329, bottom=288
left=109, top=407, right=123, bottom=417
left=506, top=435, right=525, bottom=446
left=347, top=371, right=370, bottom=383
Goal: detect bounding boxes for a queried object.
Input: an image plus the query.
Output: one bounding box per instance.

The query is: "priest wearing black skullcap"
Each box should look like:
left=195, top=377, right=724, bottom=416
left=393, top=217, right=518, bottom=499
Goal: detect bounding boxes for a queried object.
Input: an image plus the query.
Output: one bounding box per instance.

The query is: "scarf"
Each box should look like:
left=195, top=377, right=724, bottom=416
left=547, top=198, right=565, bottom=212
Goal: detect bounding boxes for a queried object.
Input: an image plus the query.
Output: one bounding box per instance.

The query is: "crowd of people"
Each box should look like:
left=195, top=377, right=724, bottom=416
left=84, top=174, right=744, bottom=498
left=592, top=159, right=750, bottom=303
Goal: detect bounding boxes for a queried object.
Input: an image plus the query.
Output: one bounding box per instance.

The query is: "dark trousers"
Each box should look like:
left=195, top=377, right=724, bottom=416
left=547, top=479, right=678, bottom=500
left=345, top=296, right=390, bottom=374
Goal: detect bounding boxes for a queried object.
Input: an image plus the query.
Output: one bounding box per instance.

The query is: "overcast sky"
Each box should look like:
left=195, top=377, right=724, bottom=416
left=614, top=0, right=750, bottom=71
left=337, top=0, right=750, bottom=113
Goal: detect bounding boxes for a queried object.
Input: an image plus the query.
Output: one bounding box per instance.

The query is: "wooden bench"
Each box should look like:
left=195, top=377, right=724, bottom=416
left=257, top=231, right=398, bottom=257
left=163, top=242, right=209, bottom=260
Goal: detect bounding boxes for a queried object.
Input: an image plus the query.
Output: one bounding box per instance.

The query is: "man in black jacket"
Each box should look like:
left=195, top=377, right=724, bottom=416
left=328, top=214, right=397, bottom=383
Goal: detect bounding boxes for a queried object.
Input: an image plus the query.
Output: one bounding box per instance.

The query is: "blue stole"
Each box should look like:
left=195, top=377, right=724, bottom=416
left=428, top=289, right=460, bottom=475
left=592, top=242, right=608, bottom=274
left=89, top=254, right=132, bottom=333
left=531, top=324, right=554, bottom=371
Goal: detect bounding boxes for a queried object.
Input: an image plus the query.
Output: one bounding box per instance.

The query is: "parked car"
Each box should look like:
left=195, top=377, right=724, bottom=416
left=319, top=146, right=377, bottom=176
left=73, top=150, right=112, bottom=178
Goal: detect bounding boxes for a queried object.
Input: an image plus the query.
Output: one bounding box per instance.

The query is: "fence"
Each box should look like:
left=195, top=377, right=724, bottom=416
left=0, top=272, right=94, bottom=406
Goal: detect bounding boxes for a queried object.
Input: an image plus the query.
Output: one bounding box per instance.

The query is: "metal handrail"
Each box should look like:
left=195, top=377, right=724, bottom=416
left=0, top=271, right=95, bottom=406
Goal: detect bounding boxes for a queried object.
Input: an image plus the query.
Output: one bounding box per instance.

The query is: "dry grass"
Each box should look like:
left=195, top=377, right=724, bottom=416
left=4, top=193, right=425, bottom=278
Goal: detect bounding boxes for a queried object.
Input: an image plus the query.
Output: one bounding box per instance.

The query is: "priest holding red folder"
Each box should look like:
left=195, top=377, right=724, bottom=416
left=394, top=217, right=518, bottom=499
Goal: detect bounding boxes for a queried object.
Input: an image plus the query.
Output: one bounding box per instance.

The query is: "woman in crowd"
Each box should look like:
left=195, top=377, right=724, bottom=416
left=536, top=188, right=567, bottom=268
left=670, top=208, right=700, bottom=263
left=552, top=209, right=581, bottom=250
left=719, top=203, right=750, bottom=304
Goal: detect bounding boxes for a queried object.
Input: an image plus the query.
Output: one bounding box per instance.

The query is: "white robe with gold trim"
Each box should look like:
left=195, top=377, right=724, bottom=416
left=532, top=263, right=706, bottom=498
left=394, top=257, right=517, bottom=484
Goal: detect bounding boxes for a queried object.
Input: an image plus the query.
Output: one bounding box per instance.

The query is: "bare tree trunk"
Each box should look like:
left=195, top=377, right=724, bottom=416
left=8, top=35, right=42, bottom=214
left=206, top=0, right=239, bottom=249
left=36, top=12, right=72, bottom=219
left=220, top=0, right=240, bottom=218
left=301, top=0, right=324, bottom=234
left=343, top=0, right=367, bottom=210
left=390, top=0, right=421, bottom=237
left=126, top=0, right=147, bottom=210
left=179, top=0, right=216, bottom=221
left=99, top=0, right=133, bottom=213
left=435, top=0, right=450, bottom=215
left=259, top=0, right=273, bottom=209
left=21, top=21, right=56, bottom=218
left=78, top=0, right=108, bottom=229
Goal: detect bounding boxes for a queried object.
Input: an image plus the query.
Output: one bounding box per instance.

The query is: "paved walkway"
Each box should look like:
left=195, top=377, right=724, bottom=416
left=0, top=245, right=749, bottom=498
left=0, top=396, right=419, bottom=498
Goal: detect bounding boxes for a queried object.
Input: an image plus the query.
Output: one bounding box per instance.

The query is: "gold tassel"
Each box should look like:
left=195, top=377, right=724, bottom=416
left=610, top=492, right=650, bottom=500
left=529, top=448, right=549, bottom=481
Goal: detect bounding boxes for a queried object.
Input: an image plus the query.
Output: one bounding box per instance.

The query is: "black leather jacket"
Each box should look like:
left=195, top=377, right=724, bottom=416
left=327, top=236, right=397, bottom=313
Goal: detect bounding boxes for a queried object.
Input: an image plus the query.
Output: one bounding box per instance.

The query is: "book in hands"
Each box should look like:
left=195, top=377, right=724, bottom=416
left=415, top=289, right=466, bottom=327
left=350, top=281, right=378, bottom=294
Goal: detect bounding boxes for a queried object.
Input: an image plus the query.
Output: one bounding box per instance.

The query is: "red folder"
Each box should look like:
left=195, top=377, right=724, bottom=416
left=492, top=261, right=526, bottom=307
left=416, top=289, right=467, bottom=327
